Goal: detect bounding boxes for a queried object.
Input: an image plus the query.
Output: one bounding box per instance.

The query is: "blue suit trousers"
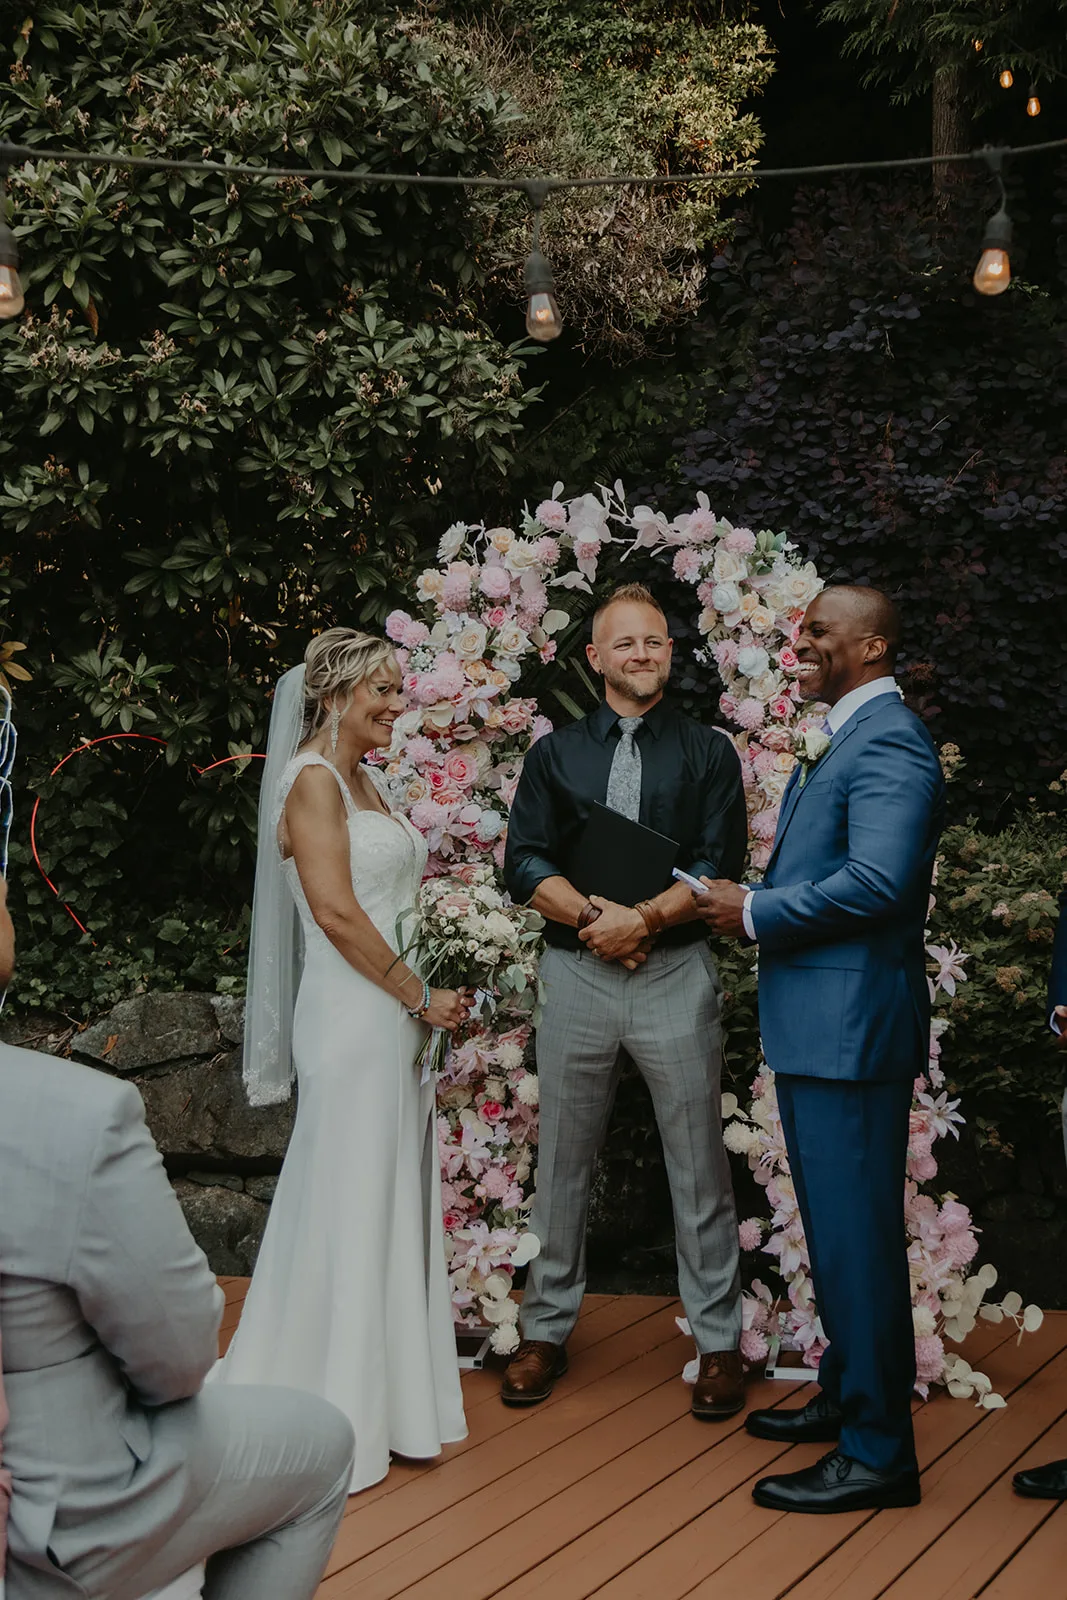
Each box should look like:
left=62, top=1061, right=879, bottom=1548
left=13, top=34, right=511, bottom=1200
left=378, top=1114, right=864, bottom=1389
left=776, top=1074, right=917, bottom=1474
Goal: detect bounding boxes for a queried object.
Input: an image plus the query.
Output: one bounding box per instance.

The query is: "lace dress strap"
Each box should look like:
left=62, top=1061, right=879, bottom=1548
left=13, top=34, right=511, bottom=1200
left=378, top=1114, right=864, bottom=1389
left=272, top=752, right=359, bottom=837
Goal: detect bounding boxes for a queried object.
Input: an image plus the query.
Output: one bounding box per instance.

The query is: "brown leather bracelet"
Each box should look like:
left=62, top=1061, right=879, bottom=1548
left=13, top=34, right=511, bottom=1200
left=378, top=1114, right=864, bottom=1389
left=636, top=899, right=667, bottom=938
left=576, top=900, right=602, bottom=930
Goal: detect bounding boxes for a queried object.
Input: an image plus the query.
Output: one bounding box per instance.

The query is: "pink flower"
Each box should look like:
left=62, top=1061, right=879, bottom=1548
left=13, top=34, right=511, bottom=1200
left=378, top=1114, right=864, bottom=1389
left=520, top=579, right=548, bottom=619
left=405, top=735, right=438, bottom=766
left=442, top=563, right=474, bottom=610
left=712, top=638, right=740, bottom=673
left=914, top=1334, right=946, bottom=1385
left=483, top=606, right=508, bottom=629
left=574, top=537, right=601, bottom=563
left=777, top=644, right=800, bottom=673
left=531, top=715, right=553, bottom=743
left=385, top=609, right=413, bottom=643
left=941, top=1230, right=979, bottom=1268
left=768, top=694, right=793, bottom=720
left=740, top=1326, right=770, bottom=1365
left=725, top=526, right=757, bottom=555
left=499, top=701, right=533, bottom=735
left=539, top=641, right=558, bottom=664
left=480, top=1166, right=513, bottom=1200
left=535, top=500, right=568, bottom=532
left=481, top=1100, right=504, bottom=1120
left=682, top=508, right=718, bottom=544
left=443, top=1210, right=465, bottom=1231
left=751, top=809, right=778, bottom=842
left=480, top=565, right=513, bottom=600
left=738, top=1218, right=763, bottom=1251
left=443, top=749, right=480, bottom=789
left=534, top=535, right=561, bottom=565
left=719, top=693, right=739, bottom=720
left=698, top=581, right=718, bottom=610
left=672, top=548, right=703, bottom=582
left=938, top=1199, right=972, bottom=1235
left=735, top=698, right=766, bottom=731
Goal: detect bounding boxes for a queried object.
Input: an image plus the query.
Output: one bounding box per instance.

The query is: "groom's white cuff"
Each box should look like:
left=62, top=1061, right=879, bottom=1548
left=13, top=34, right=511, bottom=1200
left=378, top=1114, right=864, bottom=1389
left=742, top=891, right=756, bottom=942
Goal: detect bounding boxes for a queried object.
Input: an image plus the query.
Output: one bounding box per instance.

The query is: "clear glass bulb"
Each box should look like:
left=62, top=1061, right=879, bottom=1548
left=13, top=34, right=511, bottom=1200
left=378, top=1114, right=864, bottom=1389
left=525, top=291, right=563, bottom=342
left=974, top=37, right=983, bottom=50
left=1027, top=95, right=1041, bottom=116
left=999, top=68, right=1014, bottom=88
left=0, top=263, right=24, bottom=319
left=973, top=248, right=1011, bottom=295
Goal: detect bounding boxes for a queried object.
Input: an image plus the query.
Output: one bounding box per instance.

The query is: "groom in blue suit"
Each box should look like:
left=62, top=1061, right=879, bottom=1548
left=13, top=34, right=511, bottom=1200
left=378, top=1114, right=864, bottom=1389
left=696, top=585, right=945, bottom=1514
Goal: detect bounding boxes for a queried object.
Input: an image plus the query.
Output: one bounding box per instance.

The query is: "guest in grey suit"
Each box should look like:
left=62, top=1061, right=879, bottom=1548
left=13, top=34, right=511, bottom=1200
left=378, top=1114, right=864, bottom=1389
left=503, top=583, right=748, bottom=1418
left=0, top=874, right=355, bottom=1600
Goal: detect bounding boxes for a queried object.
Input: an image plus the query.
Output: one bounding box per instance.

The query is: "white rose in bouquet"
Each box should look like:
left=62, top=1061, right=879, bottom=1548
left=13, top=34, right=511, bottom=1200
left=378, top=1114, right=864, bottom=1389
left=453, top=621, right=489, bottom=661
left=711, top=581, right=742, bottom=614
left=713, top=547, right=748, bottom=584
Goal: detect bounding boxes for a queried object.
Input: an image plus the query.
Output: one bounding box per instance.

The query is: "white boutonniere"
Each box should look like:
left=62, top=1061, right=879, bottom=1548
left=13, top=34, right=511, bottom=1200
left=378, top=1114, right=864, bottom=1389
left=792, top=722, right=831, bottom=787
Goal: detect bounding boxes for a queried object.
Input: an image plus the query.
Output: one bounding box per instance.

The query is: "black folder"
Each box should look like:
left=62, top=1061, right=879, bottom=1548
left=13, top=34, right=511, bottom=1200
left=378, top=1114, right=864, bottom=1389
left=569, top=802, right=680, bottom=907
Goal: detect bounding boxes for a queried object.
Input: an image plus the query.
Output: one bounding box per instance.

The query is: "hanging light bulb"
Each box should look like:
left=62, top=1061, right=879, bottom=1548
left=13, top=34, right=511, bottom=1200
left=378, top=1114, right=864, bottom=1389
left=0, top=171, right=24, bottom=321
left=974, top=38, right=984, bottom=51
left=1027, top=94, right=1041, bottom=116
left=999, top=68, right=1014, bottom=88
left=522, top=183, right=563, bottom=343
left=973, top=147, right=1013, bottom=297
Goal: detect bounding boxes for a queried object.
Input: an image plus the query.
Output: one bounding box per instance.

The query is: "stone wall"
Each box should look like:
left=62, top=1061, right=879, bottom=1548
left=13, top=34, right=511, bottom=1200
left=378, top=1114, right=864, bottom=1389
left=4, top=991, right=1065, bottom=1305
left=2, top=992, right=288, bottom=1274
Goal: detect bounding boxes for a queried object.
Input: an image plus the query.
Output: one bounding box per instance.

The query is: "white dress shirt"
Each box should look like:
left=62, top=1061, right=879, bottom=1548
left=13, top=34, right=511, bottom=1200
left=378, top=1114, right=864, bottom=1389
left=741, top=677, right=902, bottom=941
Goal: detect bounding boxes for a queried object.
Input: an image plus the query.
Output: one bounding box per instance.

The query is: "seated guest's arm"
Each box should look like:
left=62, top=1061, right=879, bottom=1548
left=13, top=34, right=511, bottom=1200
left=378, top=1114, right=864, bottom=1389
left=748, top=724, right=943, bottom=953
left=504, top=740, right=648, bottom=964
left=1050, top=890, right=1067, bottom=1048
left=70, top=1082, right=224, bottom=1406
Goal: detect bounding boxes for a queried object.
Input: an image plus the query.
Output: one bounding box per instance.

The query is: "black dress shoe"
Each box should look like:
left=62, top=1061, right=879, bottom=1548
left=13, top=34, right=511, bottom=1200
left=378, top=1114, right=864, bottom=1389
left=1013, top=1459, right=1067, bottom=1499
left=745, top=1393, right=843, bottom=1444
left=753, top=1450, right=921, bottom=1514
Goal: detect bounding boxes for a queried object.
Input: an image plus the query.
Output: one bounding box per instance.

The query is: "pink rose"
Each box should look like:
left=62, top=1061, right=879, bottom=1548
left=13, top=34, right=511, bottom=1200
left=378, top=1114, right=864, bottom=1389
left=385, top=609, right=413, bottom=643
left=724, top=526, right=757, bottom=555
left=719, top=693, right=739, bottom=720
left=500, top=701, right=533, bottom=735
left=479, top=564, right=513, bottom=601
left=535, top=500, right=568, bottom=532
left=481, top=1100, right=504, bottom=1120
left=485, top=606, right=508, bottom=629
left=443, top=1211, right=464, bottom=1231
left=768, top=694, right=793, bottom=720
left=777, top=644, right=800, bottom=673
left=443, top=749, right=480, bottom=789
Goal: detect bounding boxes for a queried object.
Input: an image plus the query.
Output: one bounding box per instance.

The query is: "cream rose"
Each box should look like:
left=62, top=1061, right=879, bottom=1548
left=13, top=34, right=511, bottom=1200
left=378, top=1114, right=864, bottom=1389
left=503, top=539, right=541, bottom=573
left=749, top=669, right=784, bottom=703
left=768, top=563, right=822, bottom=613
left=749, top=604, right=776, bottom=635
left=712, top=546, right=748, bottom=584
left=416, top=569, right=445, bottom=603
left=453, top=621, right=488, bottom=662
left=493, top=621, right=532, bottom=657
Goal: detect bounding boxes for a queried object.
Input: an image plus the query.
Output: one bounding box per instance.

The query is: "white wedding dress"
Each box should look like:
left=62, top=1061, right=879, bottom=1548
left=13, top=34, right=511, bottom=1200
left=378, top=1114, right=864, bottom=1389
left=216, top=752, right=467, bottom=1493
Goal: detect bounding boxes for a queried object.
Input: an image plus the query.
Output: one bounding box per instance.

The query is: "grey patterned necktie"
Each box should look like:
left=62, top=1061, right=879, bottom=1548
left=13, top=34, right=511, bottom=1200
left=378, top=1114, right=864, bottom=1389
left=606, top=716, right=643, bottom=821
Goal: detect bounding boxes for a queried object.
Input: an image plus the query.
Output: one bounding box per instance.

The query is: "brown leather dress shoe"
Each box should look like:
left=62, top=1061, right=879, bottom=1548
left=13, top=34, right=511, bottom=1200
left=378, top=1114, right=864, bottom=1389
left=501, top=1340, right=568, bottom=1406
left=691, top=1349, right=745, bottom=1419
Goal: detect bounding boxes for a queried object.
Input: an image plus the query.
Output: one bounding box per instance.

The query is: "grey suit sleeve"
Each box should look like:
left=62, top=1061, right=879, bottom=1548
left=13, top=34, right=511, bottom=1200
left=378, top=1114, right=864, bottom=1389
left=69, top=1080, right=224, bottom=1406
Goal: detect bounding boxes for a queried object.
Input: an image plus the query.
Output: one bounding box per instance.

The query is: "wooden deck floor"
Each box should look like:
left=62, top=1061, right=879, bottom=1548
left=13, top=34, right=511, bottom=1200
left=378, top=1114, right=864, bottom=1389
left=218, top=1279, right=1067, bottom=1599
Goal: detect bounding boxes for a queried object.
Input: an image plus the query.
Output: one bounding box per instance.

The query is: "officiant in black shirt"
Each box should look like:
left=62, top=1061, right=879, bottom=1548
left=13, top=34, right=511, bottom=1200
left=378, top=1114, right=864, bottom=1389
left=501, top=582, right=748, bottom=1419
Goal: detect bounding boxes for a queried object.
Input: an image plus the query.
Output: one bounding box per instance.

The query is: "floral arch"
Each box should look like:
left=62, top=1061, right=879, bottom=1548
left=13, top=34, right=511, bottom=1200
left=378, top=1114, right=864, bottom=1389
left=379, top=484, right=1037, bottom=1403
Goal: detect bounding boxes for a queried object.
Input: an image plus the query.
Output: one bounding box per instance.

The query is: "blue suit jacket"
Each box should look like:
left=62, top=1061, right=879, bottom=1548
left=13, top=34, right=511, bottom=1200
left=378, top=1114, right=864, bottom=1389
left=751, top=693, right=946, bottom=1083
left=1051, top=890, right=1067, bottom=1024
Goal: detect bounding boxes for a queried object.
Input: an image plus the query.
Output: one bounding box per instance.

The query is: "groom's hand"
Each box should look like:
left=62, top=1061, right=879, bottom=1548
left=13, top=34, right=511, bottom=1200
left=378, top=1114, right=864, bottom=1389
left=579, top=896, right=648, bottom=962
left=692, top=879, right=747, bottom=938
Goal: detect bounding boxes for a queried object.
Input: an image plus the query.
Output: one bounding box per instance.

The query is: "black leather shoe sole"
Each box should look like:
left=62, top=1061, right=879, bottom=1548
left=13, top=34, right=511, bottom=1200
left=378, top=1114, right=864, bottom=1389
left=752, top=1474, right=921, bottom=1513
left=1013, top=1472, right=1067, bottom=1500
left=745, top=1412, right=842, bottom=1444
left=692, top=1392, right=745, bottom=1421
left=500, top=1352, right=568, bottom=1407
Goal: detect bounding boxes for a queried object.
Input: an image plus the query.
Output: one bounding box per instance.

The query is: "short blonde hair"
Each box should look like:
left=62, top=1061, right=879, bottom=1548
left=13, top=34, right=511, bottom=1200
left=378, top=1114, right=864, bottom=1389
left=592, top=583, right=667, bottom=640
left=302, top=627, right=397, bottom=737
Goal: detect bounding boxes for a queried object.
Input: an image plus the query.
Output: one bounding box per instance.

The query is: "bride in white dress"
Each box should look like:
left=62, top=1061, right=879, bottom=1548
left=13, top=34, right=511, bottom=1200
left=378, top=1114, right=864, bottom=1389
left=217, top=628, right=469, bottom=1493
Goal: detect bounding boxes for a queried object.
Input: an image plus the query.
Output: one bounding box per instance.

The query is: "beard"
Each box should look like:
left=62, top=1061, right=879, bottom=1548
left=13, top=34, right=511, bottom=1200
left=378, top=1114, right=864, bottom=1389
left=599, top=661, right=670, bottom=704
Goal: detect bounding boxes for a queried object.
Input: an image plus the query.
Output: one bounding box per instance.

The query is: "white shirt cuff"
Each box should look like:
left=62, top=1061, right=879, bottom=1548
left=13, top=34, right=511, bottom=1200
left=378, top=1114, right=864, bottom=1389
left=742, top=891, right=756, bottom=942
left=1053, top=1011, right=1063, bottom=1036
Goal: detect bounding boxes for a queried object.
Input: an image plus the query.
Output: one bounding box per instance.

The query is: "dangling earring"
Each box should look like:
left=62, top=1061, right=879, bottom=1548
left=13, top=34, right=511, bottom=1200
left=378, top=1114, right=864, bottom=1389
left=328, top=706, right=341, bottom=753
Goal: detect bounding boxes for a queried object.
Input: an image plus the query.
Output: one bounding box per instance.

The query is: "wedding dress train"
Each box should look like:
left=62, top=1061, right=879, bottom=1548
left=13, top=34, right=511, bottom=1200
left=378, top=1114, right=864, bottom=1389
left=216, top=753, right=466, bottom=1493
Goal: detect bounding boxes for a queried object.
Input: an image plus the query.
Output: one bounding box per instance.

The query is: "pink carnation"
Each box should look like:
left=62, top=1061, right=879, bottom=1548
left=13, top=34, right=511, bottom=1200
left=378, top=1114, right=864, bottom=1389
left=938, top=1199, right=973, bottom=1235
left=735, top=698, right=766, bottom=731
left=574, top=537, right=601, bottom=563
left=724, top=526, right=757, bottom=555
left=534, top=535, right=561, bottom=565
left=520, top=578, right=548, bottom=619
left=480, top=1166, right=513, bottom=1200
left=697, top=581, right=718, bottom=610
left=712, top=638, right=740, bottom=673
left=405, top=735, right=438, bottom=766
left=480, top=565, right=513, bottom=600
left=672, top=548, right=703, bottom=582
left=751, top=809, right=778, bottom=842
left=740, top=1326, right=770, bottom=1365
left=940, top=1230, right=979, bottom=1269
left=535, top=500, right=568, bottom=532
left=684, top=509, right=718, bottom=544
left=914, top=1334, right=946, bottom=1385
left=385, top=609, right=413, bottom=643
left=738, top=1219, right=763, bottom=1252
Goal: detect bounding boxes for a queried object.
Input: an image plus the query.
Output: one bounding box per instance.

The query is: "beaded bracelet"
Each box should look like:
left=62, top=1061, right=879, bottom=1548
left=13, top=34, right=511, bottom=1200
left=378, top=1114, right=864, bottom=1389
left=405, top=978, right=431, bottom=1020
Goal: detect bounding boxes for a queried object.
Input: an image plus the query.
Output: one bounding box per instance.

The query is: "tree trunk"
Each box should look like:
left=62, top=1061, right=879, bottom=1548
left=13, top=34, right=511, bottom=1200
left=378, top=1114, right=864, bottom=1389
left=932, top=58, right=970, bottom=205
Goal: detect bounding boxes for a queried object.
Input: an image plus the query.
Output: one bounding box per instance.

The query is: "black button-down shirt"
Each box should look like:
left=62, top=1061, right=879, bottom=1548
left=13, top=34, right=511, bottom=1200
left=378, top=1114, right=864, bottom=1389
left=504, top=698, right=748, bottom=950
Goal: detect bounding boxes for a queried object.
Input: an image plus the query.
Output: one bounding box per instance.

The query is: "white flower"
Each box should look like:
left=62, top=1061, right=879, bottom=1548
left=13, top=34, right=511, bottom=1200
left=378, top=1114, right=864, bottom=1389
left=749, top=670, right=784, bottom=704
left=723, top=1122, right=761, bottom=1156
left=490, top=1322, right=521, bottom=1355
left=912, top=1304, right=937, bottom=1337
left=736, top=645, right=770, bottom=679
left=416, top=569, right=446, bottom=603
left=711, top=581, right=742, bottom=614
left=515, top=1072, right=539, bottom=1106
left=503, top=539, right=541, bottom=573
left=438, top=522, right=467, bottom=562
left=496, top=1042, right=524, bottom=1072
left=713, top=547, right=748, bottom=584
left=453, top=620, right=488, bottom=662
left=796, top=726, right=831, bottom=765
left=494, top=621, right=532, bottom=657
left=766, top=562, right=822, bottom=614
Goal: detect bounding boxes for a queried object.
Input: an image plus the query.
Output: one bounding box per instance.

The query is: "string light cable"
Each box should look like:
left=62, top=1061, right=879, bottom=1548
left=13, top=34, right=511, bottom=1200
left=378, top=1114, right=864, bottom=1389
left=0, top=132, right=1064, bottom=328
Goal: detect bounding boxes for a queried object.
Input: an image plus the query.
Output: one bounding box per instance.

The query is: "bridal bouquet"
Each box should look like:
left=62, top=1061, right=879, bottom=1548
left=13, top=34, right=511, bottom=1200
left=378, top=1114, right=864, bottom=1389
left=401, top=867, right=545, bottom=1077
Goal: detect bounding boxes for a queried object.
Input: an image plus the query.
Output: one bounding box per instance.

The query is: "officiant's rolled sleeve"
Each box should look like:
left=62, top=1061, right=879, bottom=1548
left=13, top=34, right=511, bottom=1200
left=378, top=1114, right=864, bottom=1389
left=684, top=733, right=748, bottom=885
left=505, top=740, right=564, bottom=903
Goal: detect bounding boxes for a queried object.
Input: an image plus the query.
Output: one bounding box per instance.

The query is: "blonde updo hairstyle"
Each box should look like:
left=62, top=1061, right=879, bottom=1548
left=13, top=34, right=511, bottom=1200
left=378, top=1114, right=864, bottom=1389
left=302, top=627, right=398, bottom=742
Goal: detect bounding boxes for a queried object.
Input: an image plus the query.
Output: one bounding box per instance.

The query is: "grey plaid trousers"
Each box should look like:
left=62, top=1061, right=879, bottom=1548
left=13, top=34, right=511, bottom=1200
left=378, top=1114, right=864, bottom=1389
left=521, top=941, right=742, bottom=1351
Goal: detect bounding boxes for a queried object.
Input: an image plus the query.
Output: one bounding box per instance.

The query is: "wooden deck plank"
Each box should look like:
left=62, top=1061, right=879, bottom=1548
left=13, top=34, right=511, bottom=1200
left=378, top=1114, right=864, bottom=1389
left=977, top=1502, right=1067, bottom=1597
left=673, top=1317, right=1061, bottom=1600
